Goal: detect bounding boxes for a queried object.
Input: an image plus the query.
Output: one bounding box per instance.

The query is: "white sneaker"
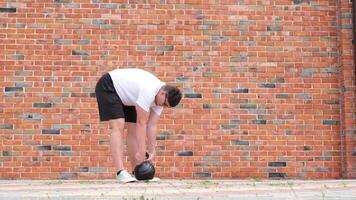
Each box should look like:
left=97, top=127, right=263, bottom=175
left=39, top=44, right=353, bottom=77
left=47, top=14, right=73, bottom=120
left=116, top=170, right=137, bottom=183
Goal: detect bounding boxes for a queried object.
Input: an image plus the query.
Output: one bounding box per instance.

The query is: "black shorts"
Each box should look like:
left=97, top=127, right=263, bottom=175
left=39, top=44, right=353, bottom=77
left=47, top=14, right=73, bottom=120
left=95, top=73, right=137, bottom=122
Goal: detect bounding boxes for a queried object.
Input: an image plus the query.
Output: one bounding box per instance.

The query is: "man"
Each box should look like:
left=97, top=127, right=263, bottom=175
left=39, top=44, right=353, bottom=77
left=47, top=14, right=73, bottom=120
left=95, top=68, right=182, bottom=183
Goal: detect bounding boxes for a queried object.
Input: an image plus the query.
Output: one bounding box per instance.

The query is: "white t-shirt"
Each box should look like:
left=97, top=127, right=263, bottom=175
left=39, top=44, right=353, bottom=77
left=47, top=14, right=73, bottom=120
left=108, top=68, right=165, bottom=115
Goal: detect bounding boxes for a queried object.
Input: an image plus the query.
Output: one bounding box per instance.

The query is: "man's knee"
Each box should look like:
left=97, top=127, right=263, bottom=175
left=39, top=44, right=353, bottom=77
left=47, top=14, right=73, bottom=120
left=125, top=122, right=136, bottom=134
left=109, top=118, right=125, bottom=132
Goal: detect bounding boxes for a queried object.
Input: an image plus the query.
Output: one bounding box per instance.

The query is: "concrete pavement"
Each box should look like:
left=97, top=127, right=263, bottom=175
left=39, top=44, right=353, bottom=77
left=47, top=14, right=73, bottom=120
left=0, top=179, right=356, bottom=200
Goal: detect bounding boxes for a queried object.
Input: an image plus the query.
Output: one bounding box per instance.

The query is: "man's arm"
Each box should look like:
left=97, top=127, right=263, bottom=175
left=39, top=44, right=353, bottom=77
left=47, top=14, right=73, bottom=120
left=146, top=111, right=160, bottom=159
left=135, top=105, right=150, bottom=165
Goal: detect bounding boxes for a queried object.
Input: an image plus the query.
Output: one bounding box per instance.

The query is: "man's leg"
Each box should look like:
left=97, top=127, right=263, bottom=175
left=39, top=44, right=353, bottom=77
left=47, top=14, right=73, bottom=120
left=126, top=122, right=139, bottom=170
left=109, top=118, right=126, bottom=171
left=109, top=119, right=137, bottom=183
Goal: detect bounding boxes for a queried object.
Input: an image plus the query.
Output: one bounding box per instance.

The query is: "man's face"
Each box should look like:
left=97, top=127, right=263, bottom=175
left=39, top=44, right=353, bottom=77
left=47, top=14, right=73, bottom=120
left=156, top=90, right=170, bottom=107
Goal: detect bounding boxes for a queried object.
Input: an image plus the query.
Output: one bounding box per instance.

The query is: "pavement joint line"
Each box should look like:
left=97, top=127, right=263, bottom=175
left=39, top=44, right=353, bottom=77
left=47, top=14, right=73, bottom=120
left=0, top=179, right=356, bottom=199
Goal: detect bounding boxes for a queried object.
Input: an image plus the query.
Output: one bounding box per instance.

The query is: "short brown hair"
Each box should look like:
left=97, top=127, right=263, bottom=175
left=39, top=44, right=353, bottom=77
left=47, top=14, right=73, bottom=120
left=164, top=85, right=182, bottom=107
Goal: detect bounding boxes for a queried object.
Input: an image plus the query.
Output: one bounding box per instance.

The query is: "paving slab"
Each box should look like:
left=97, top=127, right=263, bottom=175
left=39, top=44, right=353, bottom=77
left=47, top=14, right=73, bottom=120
left=0, top=179, right=355, bottom=200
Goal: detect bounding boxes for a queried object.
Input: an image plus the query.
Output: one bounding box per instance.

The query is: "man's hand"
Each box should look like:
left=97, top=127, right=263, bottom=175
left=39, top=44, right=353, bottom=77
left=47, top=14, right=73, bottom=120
left=145, top=151, right=155, bottom=162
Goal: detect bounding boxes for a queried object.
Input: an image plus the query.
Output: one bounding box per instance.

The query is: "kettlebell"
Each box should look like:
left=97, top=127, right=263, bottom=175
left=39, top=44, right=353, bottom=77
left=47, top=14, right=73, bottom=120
left=134, top=161, right=155, bottom=180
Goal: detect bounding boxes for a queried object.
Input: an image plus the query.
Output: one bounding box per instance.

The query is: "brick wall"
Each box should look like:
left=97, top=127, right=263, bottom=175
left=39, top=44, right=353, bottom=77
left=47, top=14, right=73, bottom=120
left=338, top=0, right=356, bottom=178
left=0, top=0, right=355, bottom=180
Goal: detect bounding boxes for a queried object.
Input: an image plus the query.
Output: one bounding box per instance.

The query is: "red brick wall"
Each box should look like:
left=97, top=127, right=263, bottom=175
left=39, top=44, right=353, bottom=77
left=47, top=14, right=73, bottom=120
left=0, top=0, right=354, bottom=180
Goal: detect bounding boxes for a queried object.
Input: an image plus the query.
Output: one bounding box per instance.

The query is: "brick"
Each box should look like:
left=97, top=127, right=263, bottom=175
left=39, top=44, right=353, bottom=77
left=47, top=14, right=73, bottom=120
left=53, top=124, right=71, bottom=130
left=269, top=172, right=286, bottom=179
left=79, top=40, right=90, bottom=45
left=342, top=24, right=352, bottom=29
left=221, top=124, right=237, bottom=130
left=54, top=0, right=72, bottom=3
left=268, top=162, right=287, bottom=167
left=212, top=88, right=228, bottom=93
left=257, top=115, right=271, bottom=120
left=99, top=140, right=109, bottom=145
left=276, top=94, right=289, bottom=99
left=176, top=76, right=190, bottom=82
left=2, top=151, right=12, bottom=156
left=293, top=0, right=310, bottom=5
left=258, top=83, right=275, bottom=88
left=72, top=50, right=88, bottom=56
left=274, top=120, right=285, bottom=125
left=92, top=19, right=106, bottom=25
left=203, top=103, right=212, bottom=109
left=203, top=40, right=217, bottom=46
left=0, top=124, right=13, bottom=129
left=301, top=68, right=316, bottom=78
left=156, top=45, right=174, bottom=51
left=184, top=93, right=202, bottom=98
left=13, top=54, right=24, bottom=60
left=79, top=167, right=89, bottom=172
left=273, top=77, right=285, bottom=83
left=322, top=120, right=339, bottom=125
left=33, top=103, right=52, bottom=108
left=321, top=52, right=338, bottom=58
left=303, top=146, right=311, bottom=151
left=53, top=146, right=71, bottom=151
left=193, top=172, right=211, bottom=178
left=296, top=93, right=312, bottom=100
left=267, top=24, right=282, bottom=31
left=325, top=99, right=339, bottom=104
left=192, top=10, right=204, bottom=20
left=230, top=120, right=240, bottom=125
left=203, top=72, right=219, bottom=77
left=232, top=88, right=249, bottom=93
left=100, top=4, right=117, bottom=9
left=61, top=152, right=73, bottom=156
left=59, top=172, right=77, bottom=180
left=5, top=87, right=23, bottom=92
left=285, top=130, right=294, bottom=135
left=156, top=135, right=167, bottom=140
left=232, top=140, right=249, bottom=146
left=54, top=39, right=71, bottom=45
left=177, top=151, right=193, bottom=156
left=0, top=8, right=16, bottom=12
left=15, top=82, right=32, bottom=87
left=240, top=104, right=257, bottom=109
left=315, top=168, right=328, bottom=172
left=231, top=130, right=248, bottom=135
left=42, top=129, right=60, bottom=135
left=341, top=13, right=352, bottom=19
left=212, top=36, right=230, bottom=41
left=230, top=54, right=247, bottom=62
left=100, top=24, right=119, bottom=30
left=37, top=145, right=52, bottom=151
left=89, top=167, right=107, bottom=173
left=137, top=45, right=151, bottom=51
left=252, top=120, right=267, bottom=125
left=321, top=67, right=339, bottom=73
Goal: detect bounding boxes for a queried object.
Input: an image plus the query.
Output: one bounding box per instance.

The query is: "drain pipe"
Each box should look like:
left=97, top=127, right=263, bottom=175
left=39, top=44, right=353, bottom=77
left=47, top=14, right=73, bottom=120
left=354, top=0, right=356, bottom=71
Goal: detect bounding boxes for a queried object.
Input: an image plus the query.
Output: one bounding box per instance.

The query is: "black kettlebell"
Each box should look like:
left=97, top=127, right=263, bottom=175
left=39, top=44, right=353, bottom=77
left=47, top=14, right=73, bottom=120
left=134, top=161, right=155, bottom=180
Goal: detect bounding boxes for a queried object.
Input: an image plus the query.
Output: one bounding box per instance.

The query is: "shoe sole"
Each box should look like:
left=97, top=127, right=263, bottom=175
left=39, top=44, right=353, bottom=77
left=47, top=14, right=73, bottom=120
left=118, top=179, right=137, bottom=183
